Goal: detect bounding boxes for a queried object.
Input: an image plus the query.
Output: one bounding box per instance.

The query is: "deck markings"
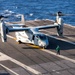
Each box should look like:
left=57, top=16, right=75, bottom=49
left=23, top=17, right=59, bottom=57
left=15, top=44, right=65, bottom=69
left=41, top=48, right=75, bottom=64
left=0, top=64, right=19, bottom=75
left=7, top=35, right=75, bottom=65
left=7, top=35, right=17, bottom=40
left=0, top=52, right=41, bottom=75
left=49, top=35, right=75, bottom=45
left=42, top=30, right=75, bottom=45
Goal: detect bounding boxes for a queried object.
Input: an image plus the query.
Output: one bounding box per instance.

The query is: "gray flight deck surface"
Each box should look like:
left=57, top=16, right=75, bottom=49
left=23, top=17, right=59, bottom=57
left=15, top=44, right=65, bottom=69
left=0, top=20, right=75, bottom=75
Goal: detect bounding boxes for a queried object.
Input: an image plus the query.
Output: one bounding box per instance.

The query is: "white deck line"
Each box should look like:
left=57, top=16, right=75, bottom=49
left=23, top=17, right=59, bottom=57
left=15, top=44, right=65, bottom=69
left=7, top=34, right=75, bottom=67
left=41, top=49, right=75, bottom=63
left=43, top=30, right=75, bottom=45
left=7, top=35, right=16, bottom=40
left=49, top=35, right=75, bottom=45
left=0, top=64, right=19, bottom=75
left=0, top=52, right=41, bottom=75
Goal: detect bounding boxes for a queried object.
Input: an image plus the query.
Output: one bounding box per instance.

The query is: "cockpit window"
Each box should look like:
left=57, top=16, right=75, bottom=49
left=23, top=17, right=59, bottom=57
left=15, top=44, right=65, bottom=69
left=39, top=35, right=46, bottom=40
left=36, top=34, right=46, bottom=40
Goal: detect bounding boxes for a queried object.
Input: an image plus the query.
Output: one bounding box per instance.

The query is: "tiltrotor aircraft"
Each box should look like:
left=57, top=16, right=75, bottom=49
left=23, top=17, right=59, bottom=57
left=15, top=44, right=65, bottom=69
left=0, top=12, right=64, bottom=48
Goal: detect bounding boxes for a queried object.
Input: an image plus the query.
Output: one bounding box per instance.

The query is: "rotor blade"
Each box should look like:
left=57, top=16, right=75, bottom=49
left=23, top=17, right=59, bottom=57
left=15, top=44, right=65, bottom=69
left=49, top=13, right=64, bottom=16
left=64, top=14, right=75, bottom=16
left=49, top=13, right=75, bottom=16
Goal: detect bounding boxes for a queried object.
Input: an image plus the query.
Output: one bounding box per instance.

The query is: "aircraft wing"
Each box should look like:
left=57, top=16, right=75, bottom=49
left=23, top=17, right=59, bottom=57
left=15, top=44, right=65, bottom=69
left=8, top=24, right=59, bottom=32
left=34, top=24, right=59, bottom=30
left=8, top=27, right=30, bottom=32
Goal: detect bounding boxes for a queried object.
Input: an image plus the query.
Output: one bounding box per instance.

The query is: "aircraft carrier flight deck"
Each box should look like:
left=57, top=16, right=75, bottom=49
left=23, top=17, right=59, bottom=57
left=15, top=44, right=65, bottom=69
left=0, top=20, right=75, bottom=75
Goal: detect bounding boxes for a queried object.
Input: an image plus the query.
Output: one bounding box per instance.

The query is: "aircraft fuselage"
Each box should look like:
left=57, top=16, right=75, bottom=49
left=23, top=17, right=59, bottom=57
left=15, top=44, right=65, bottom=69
left=15, top=29, right=49, bottom=48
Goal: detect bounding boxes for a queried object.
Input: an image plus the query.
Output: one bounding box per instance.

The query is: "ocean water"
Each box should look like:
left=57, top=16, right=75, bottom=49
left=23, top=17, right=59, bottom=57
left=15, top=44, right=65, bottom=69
left=0, top=0, right=75, bottom=26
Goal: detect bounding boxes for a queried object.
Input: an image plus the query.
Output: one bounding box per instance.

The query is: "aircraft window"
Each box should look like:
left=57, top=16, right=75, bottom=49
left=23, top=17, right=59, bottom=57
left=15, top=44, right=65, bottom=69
left=35, top=35, right=46, bottom=40
left=35, top=35, right=38, bottom=39
left=39, top=35, right=46, bottom=40
left=32, top=35, right=35, bottom=40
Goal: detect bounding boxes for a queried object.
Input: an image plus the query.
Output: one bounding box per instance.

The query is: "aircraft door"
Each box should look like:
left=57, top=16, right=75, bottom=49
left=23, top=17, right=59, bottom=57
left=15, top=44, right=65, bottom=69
left=34, top=35, right=38, bottom=45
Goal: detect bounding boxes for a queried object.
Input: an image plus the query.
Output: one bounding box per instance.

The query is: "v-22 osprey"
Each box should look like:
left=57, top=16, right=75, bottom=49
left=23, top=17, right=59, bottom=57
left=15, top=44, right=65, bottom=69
left=0, top=12, right=64, bottom=48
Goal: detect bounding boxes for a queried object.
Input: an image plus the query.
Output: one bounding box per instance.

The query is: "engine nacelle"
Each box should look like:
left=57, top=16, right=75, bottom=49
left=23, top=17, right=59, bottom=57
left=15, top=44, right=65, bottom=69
left=57, top=25, right=63, bottom=36
left=0, top=20, right=7, bottom=42
left=56, top=14, right=64, bottom=36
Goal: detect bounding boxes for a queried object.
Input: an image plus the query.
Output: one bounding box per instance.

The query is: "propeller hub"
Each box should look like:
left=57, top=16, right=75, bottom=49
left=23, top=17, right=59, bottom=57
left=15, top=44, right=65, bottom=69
left=57, top=11, right=63, bottom=16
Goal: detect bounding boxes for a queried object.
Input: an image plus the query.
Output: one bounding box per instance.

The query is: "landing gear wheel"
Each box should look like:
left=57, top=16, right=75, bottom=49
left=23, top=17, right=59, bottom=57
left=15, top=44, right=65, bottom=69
left=18, top=40, right=22, bottom=44
left=43, top=46, right=45, bottom=49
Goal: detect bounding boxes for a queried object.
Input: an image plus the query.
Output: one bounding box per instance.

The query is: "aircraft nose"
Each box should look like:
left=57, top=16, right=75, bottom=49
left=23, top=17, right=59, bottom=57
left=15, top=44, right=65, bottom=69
left=40, top=41, right=48, bottom=48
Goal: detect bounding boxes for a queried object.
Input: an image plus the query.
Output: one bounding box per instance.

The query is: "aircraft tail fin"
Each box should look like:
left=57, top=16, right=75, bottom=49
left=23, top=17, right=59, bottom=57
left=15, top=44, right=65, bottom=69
left=21, top=14, right=25, bottom=25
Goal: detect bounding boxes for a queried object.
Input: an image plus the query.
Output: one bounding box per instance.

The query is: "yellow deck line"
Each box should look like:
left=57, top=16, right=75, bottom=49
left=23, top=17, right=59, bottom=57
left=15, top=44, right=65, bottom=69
left=7, top=35, right=43, bottom=49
